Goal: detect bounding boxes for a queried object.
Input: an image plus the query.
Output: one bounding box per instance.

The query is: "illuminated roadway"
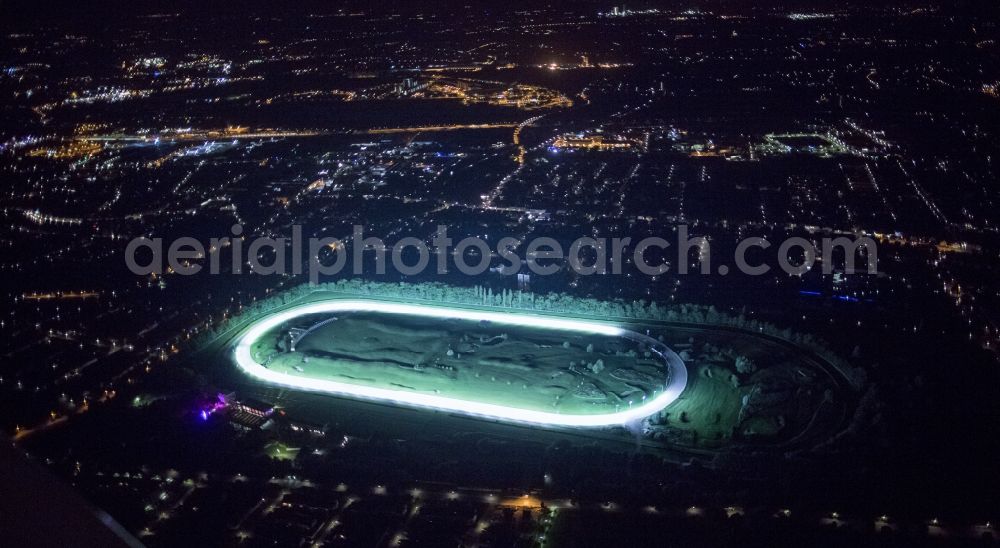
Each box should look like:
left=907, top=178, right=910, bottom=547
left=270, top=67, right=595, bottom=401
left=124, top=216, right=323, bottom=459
left=365, top=123, right=518, bottom=134
left=513, top=115, right=544, bottom=166
left=232, top=299, right=688, bottom=428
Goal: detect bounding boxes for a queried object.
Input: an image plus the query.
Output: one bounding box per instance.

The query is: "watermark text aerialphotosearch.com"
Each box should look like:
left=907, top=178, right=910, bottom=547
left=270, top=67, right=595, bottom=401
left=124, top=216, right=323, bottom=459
left=126, top=224, right=878, bottom=283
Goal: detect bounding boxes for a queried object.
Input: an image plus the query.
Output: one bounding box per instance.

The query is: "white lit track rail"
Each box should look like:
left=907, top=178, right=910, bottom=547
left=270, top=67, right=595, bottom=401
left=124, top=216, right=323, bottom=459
left=232, top=299, right=688, bottom=428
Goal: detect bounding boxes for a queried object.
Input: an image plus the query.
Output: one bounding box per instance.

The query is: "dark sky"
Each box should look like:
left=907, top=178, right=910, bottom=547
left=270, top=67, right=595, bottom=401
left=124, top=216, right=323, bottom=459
left=3, top=0, right=987, bottom=20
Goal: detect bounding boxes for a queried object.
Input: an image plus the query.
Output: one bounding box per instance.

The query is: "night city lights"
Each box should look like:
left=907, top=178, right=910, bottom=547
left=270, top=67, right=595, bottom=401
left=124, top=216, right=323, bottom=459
left=2, top=1, right=1000, bottom=547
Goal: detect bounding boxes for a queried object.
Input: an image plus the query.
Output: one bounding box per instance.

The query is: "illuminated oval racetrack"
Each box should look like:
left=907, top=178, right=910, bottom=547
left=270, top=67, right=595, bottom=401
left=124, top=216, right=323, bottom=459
left=233, top=299, right=688, bottom=427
